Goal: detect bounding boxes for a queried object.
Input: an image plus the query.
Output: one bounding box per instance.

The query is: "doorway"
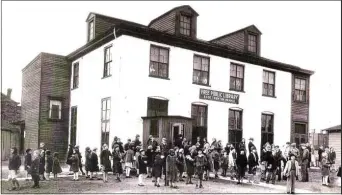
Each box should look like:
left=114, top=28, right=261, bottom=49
left=172, top=123, right=185, bottom=145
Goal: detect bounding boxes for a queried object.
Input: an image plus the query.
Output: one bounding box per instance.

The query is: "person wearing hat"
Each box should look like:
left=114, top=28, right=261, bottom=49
left=236, top=149, right=248, bottom=184
left=283, top=153, right=299, bottom=194
left=124, top=144, right=135, bottom=178
left=248, top=138, right=256, bottom=155
left=124, top=139, right=132, bottom=151
left=85, top=147, right=92, bottom=178
left=273, top=145, right=286, bottom=182
left=52, top=152, right=62, bottom=179
left=166, top=149, right=178, bottom=188
left=301, top=144, right=310, bottom=182
left=212, top=147, right=220, bottom=179
left=138, top=149, right=148, bottom=186
left=260, top=143, right=269, bottom=182
left=185, top=147, right=196, bottom=185
left=283, top=142, right=291, bottom=161
left=134, top=134, right=142, bottom=148
left=146, top=145, right=154, bottom=178
left=69, top=147, right=80, bottom=181
left=160, top=138, right=169, bottom=184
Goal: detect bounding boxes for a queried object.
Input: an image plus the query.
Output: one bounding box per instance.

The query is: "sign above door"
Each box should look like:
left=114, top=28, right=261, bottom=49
left=199, top=88, right=239, bottom=104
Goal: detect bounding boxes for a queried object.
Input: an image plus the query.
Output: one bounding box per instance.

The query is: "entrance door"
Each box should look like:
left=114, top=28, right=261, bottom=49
left=171, top=123, right=185, bottom=146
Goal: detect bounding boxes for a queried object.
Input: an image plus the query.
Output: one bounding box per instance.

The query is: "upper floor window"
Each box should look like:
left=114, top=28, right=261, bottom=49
left=193, top=55, right=210, bottom=85
left=72, top=62, right=79, bottom=89
left=191, top=104, right=208, bottom=127
left=88, top=19, right=94, bottom=41
left=263, top=70, right=275, bottom=97
left=180, top=14, right=191, bottom=36
left=294, top=78, right=306, bottom=102
left=147, top=98, right=168, bottom=117
left=49, top=100, right=62, bottom=120
left=149, top=45, right=169, bottom=79
left=230, top=63, right=244, bottom=91
left=248, top=34, right=257, bottom=53
left=103, top=45, right=112, bottom=78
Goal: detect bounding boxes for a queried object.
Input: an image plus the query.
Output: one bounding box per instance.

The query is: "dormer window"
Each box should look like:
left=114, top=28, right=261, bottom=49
left=180, top=14, right=191, bottom=36
left=88, top=19, right=94, bottom=41
left=248, top=33, right=257, bottom=53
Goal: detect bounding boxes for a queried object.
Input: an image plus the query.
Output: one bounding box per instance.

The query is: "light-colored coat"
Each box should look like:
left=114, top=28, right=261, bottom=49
left=283, top=160, right=299, bottom=176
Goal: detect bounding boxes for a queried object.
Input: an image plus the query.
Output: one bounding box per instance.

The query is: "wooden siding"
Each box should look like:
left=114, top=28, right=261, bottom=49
left=150, top=11, right=176, bottom=35
left=328, top=132, right=341, bottom=166
left=39, top=53, right=71, bottom=161
left=290, top=74, right=310, bottom=142
left=211, top=31, right=245, bottom=52
left=1, top=130, right=20, bottom=161
left=95, top=15, right=115, bottom=38
left=21, top=54, right=42, bottom=151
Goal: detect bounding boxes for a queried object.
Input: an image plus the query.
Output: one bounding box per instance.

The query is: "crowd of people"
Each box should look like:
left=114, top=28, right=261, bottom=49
left=6, top=134, right=341, bottom=193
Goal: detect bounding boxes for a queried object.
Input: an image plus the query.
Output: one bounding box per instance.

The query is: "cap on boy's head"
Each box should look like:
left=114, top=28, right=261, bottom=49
left=291, top=143, right=296, bottom=146
left=147, top=145, right=152, bottom=149
left=289, top=153, right=295, bottom=158
left=85, top=147, right=90, bottom=151
left=136, top=134, right=140, bottom=138
left=249, top=137, right=254, bottom=141
left=93, top=147, right=97, bottom=151
left=169, top=149, right=175, bottom=154
left=26, top=148, right=32, bottom=153
left=140, top=149, right=144, bottom=152
left=128, top=139, right=131, bottom=142
left=251, top=146, right=256, bottom=150
left=286, top=142, right=291, bottom=145
left=275, top=145, right=279, bottom=148
left=149, top=135, right=153, bottom=138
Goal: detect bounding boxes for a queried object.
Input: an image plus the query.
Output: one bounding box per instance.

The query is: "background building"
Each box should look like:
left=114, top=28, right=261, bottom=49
left=322, top=125, right=341, bottom=166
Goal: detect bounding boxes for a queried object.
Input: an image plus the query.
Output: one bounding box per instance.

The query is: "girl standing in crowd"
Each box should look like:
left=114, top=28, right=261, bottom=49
left=195, top=149, right=207, bottom=189
left=138, top=149, right=148, bottom=186
left=153, top=148, right=163, bottom=187
left=44, top=150, right=53, bottom=181
left=69, top=148, right=80, bottom=181
left=112, top=146, right=123, bottom=182
left=8, top=147, right=21, bottom=191
left=247, top=147, right=259, bottom=184
left=90, top=148, right=100, bottom=180
left=212, top=148, right=220, bottom=179
left=236, top=150, right=247, bottom=184
left=146, top=145, right=153, bottom=178
left=85, top=147, right=91, bottom=178
left=100, top=144, right=112, bottom=183
left=39, top=149, right=46, bottom=180
left=66, top=144, right=74, bottom=175
left=221, top=151, right=229, bottom=177
left=124, top=145, right=135, bottom=178
left=24, top=148, right=32, bottom=181
left=176, top=148, right=186, bottom=181
left=185, top=148, right=195, bottom=185
left=166, top=149, right=179, bottom=189
left=31, top=150, right=41, bottom=188
left=229, top=147, right=237, bottom=180
left=135, top=146, right=141, bottom=177
left=205, top=148, right=213, bottom=180
left=321, top=152, right=330, bottom=186
left=52, top=152, right=62, bottom=179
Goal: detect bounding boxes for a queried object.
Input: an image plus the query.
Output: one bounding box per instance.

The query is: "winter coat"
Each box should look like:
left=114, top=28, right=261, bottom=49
left=45, top=155, right=53, bottom=173
left=236, top=153, right=247, bottom=169
left=112, top=151, right=123, bottom=174
left=31, top=158, right=40, bottom=176
left=284, top=160, right=299, bottom=176
left=176, top=154, right=186, bottom=173
left=85, top=150, right=92, bottom=171
left=229, top=151, right=237, bottom=168
left=318, top=148, right=324, bottom=161
left=273, top=151, right=286, bottom=168
left=152, top=153, right=163, bottom=178
left=52, top=157, right=62, bottom=174
left=39, top=150, right=46, bottom=174
left=329, top=151, right=336, bottom=164
left=138, top=155, right=148, bottom=174
left=160, top=143, right=169, bottom=157
left=166, top=154, right=178, bottom=181
left=264, top=151, right=276, bottom=171
left=248, top=152, right=259, bottom=173
left=90, top=152, right=99, bottom=172
left=24, top=153, right=32, bottom=172
left=221, top=155, right=229, bottom=169
left=9, top=154, right=21, bottom=171
left=248, top=142, right=256, bottom=154
left=321, top=157, right=330, bottom=176
left=195, top=155, right=207, bottom=175
left=146, top=149, right=154, bottom=167
left=66, top=146, right=73, bottom=165
left=75, top=150, right=83, bottom=166
left=185, top=153, right=195, bottom=175
left=238, top=142, right=247, bottom=154
left=124, top=149, right=134, bottom=163
left=69, top=154, right=80, bottom=172
left=100, top=149, right=112, bottom=172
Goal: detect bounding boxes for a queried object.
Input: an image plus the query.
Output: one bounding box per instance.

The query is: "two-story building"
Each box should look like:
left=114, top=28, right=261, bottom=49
left=22, top=5, right=314, bottom=159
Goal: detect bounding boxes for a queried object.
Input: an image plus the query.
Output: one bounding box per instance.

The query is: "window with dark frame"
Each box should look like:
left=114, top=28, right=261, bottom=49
left=49, top=100, right=62, bottom=120
left=101, top=98, right=111, bottom=146
left=180, top=14, right=191, bottom=36
left=70, top=106, right=77, bottom=146
left=294, top=123, right=308, bottom=145
left=263, top=70, right=275, bottom=97
left=88, top=19, right=94, bottom=41
left=230, top=63, right=244, bottom=91
left=147, top=98, right=168, bottom=117
left=193, top=55, right=210, bottom=85
left=294, top=78, right=306, bottom=102
left=150, top=119, right=159, bottom=138
left=191, top=104, right=208, bottom=127
left=228, top=109, right=243, bottom=150
left=72, top=62, right=79, bottom=89
left=248, top=34, right=257, bottom=53
left=261, top=113, right=274, bottom=148
left=103, top=46, right=112, bottom=78
left=149, top=45, right=169, bottom=78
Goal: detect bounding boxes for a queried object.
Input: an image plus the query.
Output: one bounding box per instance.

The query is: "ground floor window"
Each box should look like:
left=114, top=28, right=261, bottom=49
left=191, top=104, right=208, bottom=143
left=261, top=113, right=274, bottom=148
left=293, top=122, right=308, bottom=145
left=70, top=106, right=77, bottom=146
left=101, top=97, right=111, bottom=147
left=228, top=108, right=243, bottom=149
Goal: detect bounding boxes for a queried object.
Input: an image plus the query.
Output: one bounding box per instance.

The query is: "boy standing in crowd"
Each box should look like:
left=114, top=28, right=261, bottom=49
left=284, top=154, right=299, bottom=194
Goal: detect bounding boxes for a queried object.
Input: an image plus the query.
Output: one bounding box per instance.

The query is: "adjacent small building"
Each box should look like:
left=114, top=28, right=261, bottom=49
left=322, top=125, right=341, bottom=166
left=1, top=89, right=23, bottom=160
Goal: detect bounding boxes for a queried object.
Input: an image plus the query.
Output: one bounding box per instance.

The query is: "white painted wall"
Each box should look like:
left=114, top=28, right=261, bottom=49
left=70, top=35, right=292, bottom=156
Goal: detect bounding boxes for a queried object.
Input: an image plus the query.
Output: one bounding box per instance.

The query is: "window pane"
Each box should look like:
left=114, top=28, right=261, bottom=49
left=106, top=99, right=111, bottom=109
left=193, top=70, right=201, bottom=83
left=261, top=133, right=267, bottom=147
left=201, top=72, right=208, bottom=84
left=268, top=134, right=274, bottom=145
left=150, top=47, right=159, bottom=62
left=228, top=110, right=235, bottom=129
left=159, top=63, right=168, bottom=77
left=300, top=80, right=306, bottom=90
left=230, top=64, right=236, bottom=77
left=261, top=114, right=266, bottom=131
left=149, top=62, right=159, bottom=76
left=269, top=73, right=274, bottom=84
left=263, top=71, right=267, bottom=83
left=230, top=77, right=236, bottom=89
left=236, top=66, right=244, bottom=78
left=268, top=84, right=274, bottom=96
left=159, top=49, right=168, bottom=63
left=295, top=79, right=300, bottom=89
left=51, top=105, right=60, bottom=119
left=193, top=56, right=201, bottom=70
left=235, top=78, right=242, bottom=91
left=295, top=123, right=306, bottom=134
left=263, top=83, right=268, bottom=95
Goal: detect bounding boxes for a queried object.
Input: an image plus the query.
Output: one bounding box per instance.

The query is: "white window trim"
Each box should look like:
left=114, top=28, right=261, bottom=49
left=49, top=100, right=62, bottom=119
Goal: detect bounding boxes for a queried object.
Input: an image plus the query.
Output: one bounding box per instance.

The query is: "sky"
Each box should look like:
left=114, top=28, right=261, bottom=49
left=1, top=1, right=341, bottom=131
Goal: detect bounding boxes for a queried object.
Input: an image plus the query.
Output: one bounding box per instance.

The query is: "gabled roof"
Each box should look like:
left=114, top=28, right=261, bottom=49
left=322, top=125, right=341, bottom=132
left=86, top=12, right=146, bottom=28
left=148, top=5, right=199, bottom=27
left=1, top=93, right=19, bottom=104
left=210, top=25, right=262, bottom=42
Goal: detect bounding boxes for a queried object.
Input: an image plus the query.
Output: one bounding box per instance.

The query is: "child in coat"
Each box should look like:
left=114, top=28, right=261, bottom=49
left=283, top=154, right=299, bottom=194
left=166, top=149, right=179, bottom=189
left=212, top=148, right=220, bottom=179
left=100, top=144, right=112, bottom=182
left=112, top=146, right=123, bottom=182
left=124, top=145, right=134, bottom=178
left=90, top=148, right=100, bottom=180
left=195, top=149, right=207, bottom=189
left=185, top=148, right=195, bottom=184
left=8, top=147, right=21, bottom=191
left=153, top=148, right=163, bottom=187
left=236, top=150, right=247, bottom=184
left=31, top=150, right=41, bottom=188
left=44, top=150, right=53, bottom=181
left=69, top=148, right=80, bottom=181
left=52, top=152, right=62, bottom=179
left=146, top=145, right=153, bottom=178
left=138, top=149, right=148, bottom=186
left=204, top=149, right=212, bottom=181
left=247, top=147, right=259, bottom=184
left=176, top=149, right=186, bottom=181
left=85, top=147, right=91, bottom=178
left=24, top=149, right=32, bottom=181
left=321, top=153, right=330, bottom=186
left=229, top=147, right=237, bottom=180
left=221, top=151, right=229, bottom=177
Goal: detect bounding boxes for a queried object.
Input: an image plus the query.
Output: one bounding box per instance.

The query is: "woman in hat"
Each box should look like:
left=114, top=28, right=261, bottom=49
left=89, top=148, right=100, bottom=180
left=146, top=145, right=153, bottom=178
left=100, top=144, right=112, bottom=182
left=248, top=138, right=256, bottom=154
left=138, top=149, right=148, bottom=186
left=112, top=146, right=123, bottom=182
left=152, top=147, right=163, bottom=187
left=166, top=149, right=179, bottom=188
left=177, top=148, right=186, bottom=181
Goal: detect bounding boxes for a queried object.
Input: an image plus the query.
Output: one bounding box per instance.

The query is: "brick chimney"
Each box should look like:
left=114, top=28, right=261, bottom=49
left=7, top=88, right=12, bottom=98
